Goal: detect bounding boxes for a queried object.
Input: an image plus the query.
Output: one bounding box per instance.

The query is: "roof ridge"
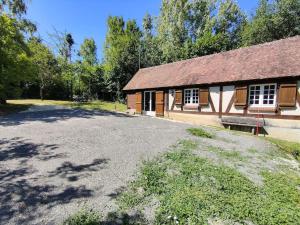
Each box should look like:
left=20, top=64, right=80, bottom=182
left=139, top=35, right=300, bottom=72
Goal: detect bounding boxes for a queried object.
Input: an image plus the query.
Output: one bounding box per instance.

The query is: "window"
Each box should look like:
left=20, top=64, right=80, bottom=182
left=249, top=84, right=276, bottom=107
left=184, top=89, right=199, bottom=104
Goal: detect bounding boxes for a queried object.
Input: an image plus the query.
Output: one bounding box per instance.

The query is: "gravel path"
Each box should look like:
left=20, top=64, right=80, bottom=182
left=0, top=106, right=298, bottom=225
left=0, top=106, right=190, bottom=225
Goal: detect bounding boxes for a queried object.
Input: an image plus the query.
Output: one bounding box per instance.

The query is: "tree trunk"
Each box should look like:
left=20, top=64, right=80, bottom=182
left=0, top=98, right=7, bottom=104
left=40, top=86, right=44, bottom=101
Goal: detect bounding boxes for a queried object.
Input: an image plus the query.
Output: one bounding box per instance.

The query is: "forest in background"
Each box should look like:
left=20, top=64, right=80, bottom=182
left=0, top=0, right=300, bottom=103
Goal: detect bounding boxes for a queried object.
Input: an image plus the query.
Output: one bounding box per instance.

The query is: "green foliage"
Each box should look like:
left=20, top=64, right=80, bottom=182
left=120, top=140, right=300, bottom=225
left=0, top=14, right=33, bottom=101
left=187, top=128, right=214, bottom=138
left=268, top=138, right=300, bottom=161
left=103, top=16, right=141, bottom=100
left=242, top=0, right=300, bottom=45
left=62, top=209, right=101, bottom=225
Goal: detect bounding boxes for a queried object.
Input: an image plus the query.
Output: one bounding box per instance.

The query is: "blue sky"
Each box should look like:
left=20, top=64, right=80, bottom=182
left=27, top=0, right=258, bottom=60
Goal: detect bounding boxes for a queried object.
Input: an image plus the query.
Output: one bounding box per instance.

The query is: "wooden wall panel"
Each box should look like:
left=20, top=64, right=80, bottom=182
left=234, top=86, right=248, bottom=106
left=156, top=91, right=164, bottom=116
left=175, top=90, right=182, bottom=105
left=199, top=88, right=209, bottom=106
left=136, top=92, right=142, bottom=113
left=278, top=84, right=297, bottom=107
left=127, top=93, right=136, bottom=109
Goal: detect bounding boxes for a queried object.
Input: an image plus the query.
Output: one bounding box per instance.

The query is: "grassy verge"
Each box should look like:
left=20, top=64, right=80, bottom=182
left=0, top=102, right=32, bottom=116
left=267, top=137, right=300, bottom=161
left=187, top=128, right=214, bottom=138
left=7, top=99, right=127, bottom=113
left=119, top=140, right=300, bottom=225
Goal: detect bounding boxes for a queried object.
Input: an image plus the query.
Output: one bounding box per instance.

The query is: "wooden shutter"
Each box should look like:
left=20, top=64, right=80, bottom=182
left=175, top=90, right=182, bottom=105
left=199, top=88, right=209, bottom=106
left=135, top=92, right=142, bottom=113
left=278, top=84, right=297, bottom=107
left=155, top=91, right=164, bottom=117
left=234, top=86, right=248, bottom=106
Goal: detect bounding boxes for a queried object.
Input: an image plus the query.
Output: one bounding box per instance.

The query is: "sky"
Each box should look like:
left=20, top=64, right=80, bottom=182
left=26, top=0, right=259, bottom=60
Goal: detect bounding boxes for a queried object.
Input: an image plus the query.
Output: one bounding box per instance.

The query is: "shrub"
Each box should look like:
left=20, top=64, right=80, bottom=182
left=63, top=209, right=101, bottom=225
left=187, top=128, right=214, bottom=138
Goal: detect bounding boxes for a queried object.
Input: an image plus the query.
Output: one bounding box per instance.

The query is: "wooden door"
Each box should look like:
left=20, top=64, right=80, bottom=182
left=136, top=92, right=142, bottom=114
left=155, top=91, right=164, bottom=117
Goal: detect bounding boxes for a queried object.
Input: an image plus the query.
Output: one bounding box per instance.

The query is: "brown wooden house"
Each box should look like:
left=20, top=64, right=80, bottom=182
left=123, top=36, right=300, bottom=141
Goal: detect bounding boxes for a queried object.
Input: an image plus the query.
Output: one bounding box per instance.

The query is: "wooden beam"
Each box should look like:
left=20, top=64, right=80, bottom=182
left=208, top=92, right=216, bottom=113
left=219, top=86, right=223, bottom=118
left=225, top=93, right=235, bottom=113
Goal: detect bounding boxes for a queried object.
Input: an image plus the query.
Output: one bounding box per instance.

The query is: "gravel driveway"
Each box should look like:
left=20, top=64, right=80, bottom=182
left=0, top=106, right=190, bottom=225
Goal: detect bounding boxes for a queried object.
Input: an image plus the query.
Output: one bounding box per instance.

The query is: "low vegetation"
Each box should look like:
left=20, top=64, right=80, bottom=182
left=119, top=140, right=300, bottom=225
left=62, top=209, right=101, bottom=225
left=187, top=128, right=214, bottom=138
left=3, top=99, right=127, bottom=115
left=268, top=138, right=300, bottom=161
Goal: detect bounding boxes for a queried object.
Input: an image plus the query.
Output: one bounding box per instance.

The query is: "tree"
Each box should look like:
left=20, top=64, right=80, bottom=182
left=141, top=13, right=162, bottom=67
left=103, top=16, right=141, bottom=101
left=242, top=0, right=300, bottom=46
left=0, top=14, right=32, bottom=103
left=157, top=0, right=190, bottom=63
left=28, top=38, right=58, bottom=100
left=79, top=38, right=98, bottom=98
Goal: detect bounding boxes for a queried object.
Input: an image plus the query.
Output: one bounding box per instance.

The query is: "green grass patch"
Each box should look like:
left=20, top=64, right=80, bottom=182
left=62, top=208, right=101, bottom=225
left=7, top=99, right=127, bottom=113
left=267, top=138, right=300, bottom=161
left=187, top=128, right=214, bottom=138
left=119, top=140, right=300, bottom=225
left=0, top=102, right=31, bottom=116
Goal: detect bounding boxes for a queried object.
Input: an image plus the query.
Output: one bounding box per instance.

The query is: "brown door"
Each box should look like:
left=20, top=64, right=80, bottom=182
left=155, top=91, right=164, bottom=117
left=136, top=92, right=142, bottom=114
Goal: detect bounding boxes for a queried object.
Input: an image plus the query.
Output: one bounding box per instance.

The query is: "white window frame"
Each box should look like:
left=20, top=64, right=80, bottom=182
left=184, top=88, right=199, bottom=105
left=248, top=83, right=277, bottom=108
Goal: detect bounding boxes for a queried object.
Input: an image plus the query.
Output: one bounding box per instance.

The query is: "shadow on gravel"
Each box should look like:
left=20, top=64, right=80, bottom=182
left=49, top=159, right=110, bottom=182
left=0, top=178, right=94, bottom=225
left=0, top=137, right=62, bottom=162
left=0, top=108, right=133, bottom=127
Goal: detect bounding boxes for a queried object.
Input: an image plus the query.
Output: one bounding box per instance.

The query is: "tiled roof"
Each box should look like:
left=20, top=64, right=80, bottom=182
left=123, top=36, right=300, bottom=91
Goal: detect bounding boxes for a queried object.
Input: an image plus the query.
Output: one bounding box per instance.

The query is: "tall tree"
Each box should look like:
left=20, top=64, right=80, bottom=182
left=79, top=38, right=98, bottom=98
left=103, top=16, right=141, bottom=100
left=28, top=37, right=58, bottom=100
left=0, top=14, right=32, bottom=103
left=242, top=0, right=300, bottom=45
left=157, top=0, right=190, bottom=63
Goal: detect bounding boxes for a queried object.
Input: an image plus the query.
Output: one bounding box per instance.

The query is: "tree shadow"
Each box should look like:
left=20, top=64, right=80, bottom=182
left=0, top=178, right=94, bottom=224
left=0, top=137, right=63, bottom=162
left=48, top=159, right=110, bottom=182
left=0, top=108, right=133, bottom=127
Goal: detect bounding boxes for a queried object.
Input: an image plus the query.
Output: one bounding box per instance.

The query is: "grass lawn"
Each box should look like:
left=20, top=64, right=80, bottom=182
left=2, top=99, right=127, bottom=115
left=118, top=139, right=300, bottom=225
left=267, top=137, right=300, bottom=161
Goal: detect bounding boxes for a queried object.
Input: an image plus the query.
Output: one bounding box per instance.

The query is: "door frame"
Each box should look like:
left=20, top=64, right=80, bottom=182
left=143, top=91, right=156, bottom=116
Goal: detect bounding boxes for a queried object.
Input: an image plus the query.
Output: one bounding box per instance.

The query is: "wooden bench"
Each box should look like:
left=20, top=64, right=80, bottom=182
left=221, top=116, right=264, bottom=134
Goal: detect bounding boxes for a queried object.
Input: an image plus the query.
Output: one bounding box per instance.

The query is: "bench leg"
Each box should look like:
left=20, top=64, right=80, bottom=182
left=252, top=127, right=255, bottom=135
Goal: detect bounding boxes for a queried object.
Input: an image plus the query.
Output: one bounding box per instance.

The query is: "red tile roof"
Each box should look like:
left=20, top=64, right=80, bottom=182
left=123, top=36, right=300, bottom=91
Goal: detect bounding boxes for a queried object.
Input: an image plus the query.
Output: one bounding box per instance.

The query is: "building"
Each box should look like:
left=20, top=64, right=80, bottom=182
left=123, top=36, right=300, bottom=141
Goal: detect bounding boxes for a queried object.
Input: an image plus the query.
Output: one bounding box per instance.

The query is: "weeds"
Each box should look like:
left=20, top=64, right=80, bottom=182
left=119, top=140, right=300, bottom=225
left=268, top=138, right=300, bottom=161
left=187, top=128, right=214, bottom=138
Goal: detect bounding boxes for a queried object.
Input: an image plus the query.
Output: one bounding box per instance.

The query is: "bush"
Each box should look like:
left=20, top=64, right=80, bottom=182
left=187, top=128, right=214, bottom=138
left=63, top=209, right=101, bottom=225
